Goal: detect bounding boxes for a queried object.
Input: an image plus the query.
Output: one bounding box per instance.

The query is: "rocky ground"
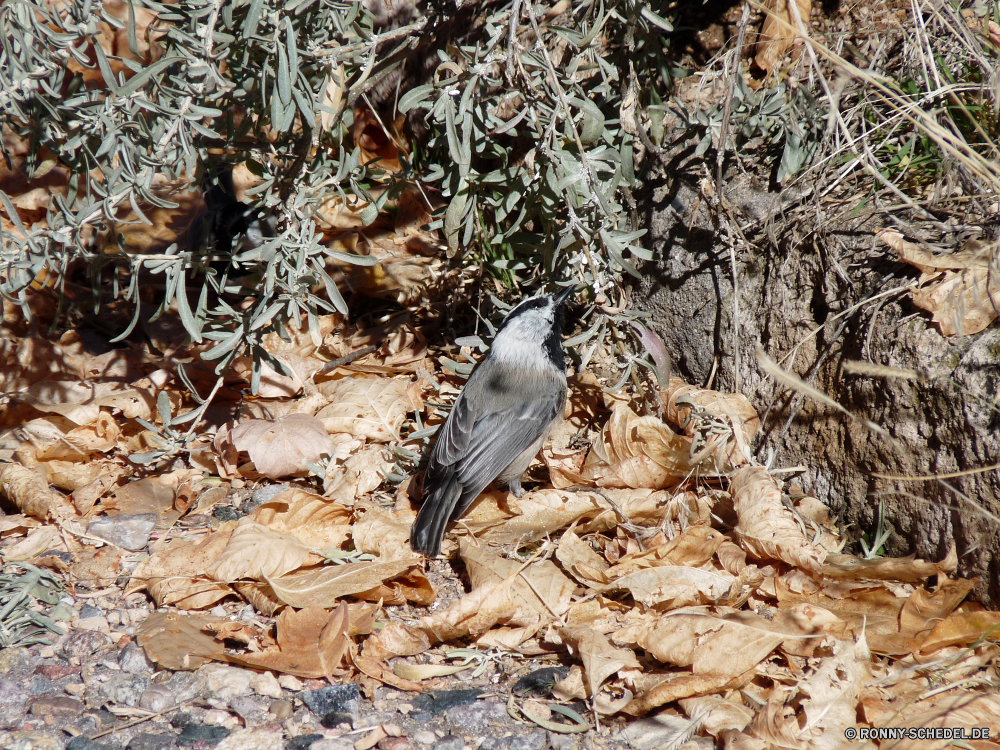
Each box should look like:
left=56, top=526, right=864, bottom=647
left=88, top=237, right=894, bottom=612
left=1, top=616, right=622, bottom=750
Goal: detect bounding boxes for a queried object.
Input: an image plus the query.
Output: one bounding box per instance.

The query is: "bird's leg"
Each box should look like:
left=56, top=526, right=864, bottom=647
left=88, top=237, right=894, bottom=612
left=508, top=477, right=524, bottom=498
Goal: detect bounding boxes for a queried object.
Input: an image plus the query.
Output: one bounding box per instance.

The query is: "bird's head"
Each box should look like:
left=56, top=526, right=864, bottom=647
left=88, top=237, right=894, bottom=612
left=491, top=285, right=578, bottom=368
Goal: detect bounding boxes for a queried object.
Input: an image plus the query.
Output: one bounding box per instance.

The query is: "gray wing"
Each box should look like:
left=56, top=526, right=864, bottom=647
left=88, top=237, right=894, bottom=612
left=452, top=394, right=562, bottom=496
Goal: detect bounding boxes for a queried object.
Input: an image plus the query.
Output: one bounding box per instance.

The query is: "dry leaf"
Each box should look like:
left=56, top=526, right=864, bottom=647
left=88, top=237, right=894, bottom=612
left=249, top=487, right=352, bottom=549
left=661, top=378, right=760, bottom=467
left=920, top=610, right=1000, bottom=652
left=230, top=414, right=332, bottom=479
left=560, top=626, right=641, bottom=697
left=351, top=505, right=418, bottom=561
left=462, top=541, right=575, bottom=630
left=137, top=611, right=228, bottom=670
left=611, top=566, right=736, bottom=609
left=880, top=230, right=1000, bottom=336
left=678, top=695, right=754, bottom=737
left=230, top=605, right=351, bottom=678
left=0, top=462, right=78, bottom=521
left=265, top=560, right=421, bottom=608
left=207, top=520, right=317, bottom=582
left=755, top=0, right=811, bottom=73
left=584, top=403, right=722, bottom=489
left=130, top=527, right=235, bottom=609
left=316, top=376, right=412, bottom=441
left=730, top=466, right=827, bottom=572
left=616, top=608, right=789, bottom=678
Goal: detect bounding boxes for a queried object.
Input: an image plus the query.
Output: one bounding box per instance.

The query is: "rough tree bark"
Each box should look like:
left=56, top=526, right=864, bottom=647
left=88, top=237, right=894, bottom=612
left=635, top=170, right=1000, bottom=607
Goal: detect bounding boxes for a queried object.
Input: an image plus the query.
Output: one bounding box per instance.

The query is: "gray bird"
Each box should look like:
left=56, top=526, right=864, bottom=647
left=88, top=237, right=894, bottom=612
left=410, top=286, right=577, bottom=557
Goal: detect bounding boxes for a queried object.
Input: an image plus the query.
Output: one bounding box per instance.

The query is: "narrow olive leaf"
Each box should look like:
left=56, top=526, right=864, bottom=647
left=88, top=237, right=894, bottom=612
left=93, top=44, right=119, bottom=92
left=125, top=0, right=139, bottom=56
left=518, top=700, right=592, bottom=734
left=276, top=44, right=291, bottom=106
left=156, top=390, right=172, bottom=426
left=174, top=266, right=204, bottom=343
left=283, top=17, right=298, bottom=75
left=117, top=56, right=183, bottom=97
left=445, top=187, right=469, bottom=251
left=641, top=5, right=674, bottom=31
left=567, top=96, right=605, bottom=145
left=0, top=190, right=28, bottom=237
left=325, top=248, right=378, bottom=266
left=445, top=96, right=462, bottom=164
left=242, top=0, right=265, bottom=38
left=399, top=83, right=434, bottom=112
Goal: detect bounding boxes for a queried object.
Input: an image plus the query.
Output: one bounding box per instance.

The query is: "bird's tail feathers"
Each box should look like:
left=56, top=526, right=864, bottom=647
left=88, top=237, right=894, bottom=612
left=410, top=471, right=463, bottom=557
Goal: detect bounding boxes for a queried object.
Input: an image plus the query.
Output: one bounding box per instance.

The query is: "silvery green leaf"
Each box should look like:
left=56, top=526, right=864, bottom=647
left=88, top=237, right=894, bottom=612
left=361, top=201, right=378, bottom=225
left=242, top=0, right=265, bottom=37
left=93, top=43, right=118, bottom=91
left=445, top=187, right=468, bottom=251
left=276, top=45, right=291, bottom=106
left=175, top=266, right=204, bottom=343
left=640, top=5, right=673, bottom=31
left=157, top=390, right=172, bottom=426
left=568, top=96, right=605, bottom=145
left=399, top=84, right=435, bottom=112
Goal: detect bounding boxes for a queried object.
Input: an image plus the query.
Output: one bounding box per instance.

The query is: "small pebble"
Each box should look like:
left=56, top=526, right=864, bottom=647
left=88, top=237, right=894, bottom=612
left=397, top=703, right=413, bottom=715
left=204, top=708, right=238, bottom=728
left=378, top=739, right=412, bottom=750
left=310, top=739, right=355, bottom=750
left=127, top=733, right=176, bottom=750
left=73, top=615, right=111, bottom=634
left=120, top=642, right=153, bottom=674
left=431, top=736, right=463, bottom=750
left=278, top=674, right=304, bottom=691
left=79, top=604, right=103, bottom=619
left=509, top=732, right=546, bottom=750
left=412, top=732, right=437, bottom=746
left=268, top=699, right=293, bottom=720
left=250, top=671, right=283, bottom=699
left=138, top=685, right=175, bottom=713
left=87, top=513, right=157, bottom=551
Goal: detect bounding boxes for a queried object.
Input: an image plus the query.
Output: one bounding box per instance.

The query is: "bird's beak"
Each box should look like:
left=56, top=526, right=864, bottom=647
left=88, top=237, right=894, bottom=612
left=553, top=284, right=579, bottom=307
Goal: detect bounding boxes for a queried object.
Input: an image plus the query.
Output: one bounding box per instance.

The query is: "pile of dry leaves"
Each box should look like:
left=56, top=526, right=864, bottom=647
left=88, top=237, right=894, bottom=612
left=3, top=291, right=1000, bottom=747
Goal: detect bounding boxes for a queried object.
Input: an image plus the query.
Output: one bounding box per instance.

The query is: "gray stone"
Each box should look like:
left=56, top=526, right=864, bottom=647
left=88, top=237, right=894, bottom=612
left=444, top=700, right=506, bottom=733
left=66, top=737, right=117, bottom=750
left=119, top=642, right=153, bottom=674
left=100, top=673, right=149, bottom=707
left=176, top=724, right=230, bottom=746
left=430, top=737, right=462, bottom=750
left=60, top=630, right=114, bottom=658
left=307, top=740, right=354, bottom=750
left=243, top=484, right=289, bottom=514
left=285, top=734, right=323, bottom=750
left=413, top=689, right=482, bottom=715
left=409, top=711, right=433, bottom=724
left=299, top=683, right=359, bottom=727
left=79, top=604, right=103, bottom=619
left=128, top=734, right=177, bottom=750
left=411, top=732, right=437, bottom=747
left=0, top=677, right=30, bottom=724
left=479, top=739, right=510, bottom=750
left=612, top=714, right=694, bottom=750
left=509, top=732, right=546, bottom=750
left=139, top=685, right=176, bottom=713
left=546, top=734, right=576, bottom=750
left=228, top=695, right=269, bottom=725
left=87, top=514, right=158, bottom=551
